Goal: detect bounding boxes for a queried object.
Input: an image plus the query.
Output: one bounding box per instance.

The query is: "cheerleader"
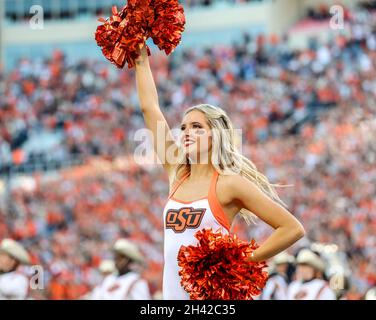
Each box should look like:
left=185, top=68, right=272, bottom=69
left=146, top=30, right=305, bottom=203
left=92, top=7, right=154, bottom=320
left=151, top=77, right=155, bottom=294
left=134, top=41, right=305, bottom=300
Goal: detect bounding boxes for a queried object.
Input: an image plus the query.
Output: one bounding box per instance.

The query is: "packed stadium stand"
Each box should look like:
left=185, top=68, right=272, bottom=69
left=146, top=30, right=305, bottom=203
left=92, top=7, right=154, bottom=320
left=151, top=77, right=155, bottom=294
left=0, top=0, right=375, bottom=299
left=4, top=0, right=263, bottom=21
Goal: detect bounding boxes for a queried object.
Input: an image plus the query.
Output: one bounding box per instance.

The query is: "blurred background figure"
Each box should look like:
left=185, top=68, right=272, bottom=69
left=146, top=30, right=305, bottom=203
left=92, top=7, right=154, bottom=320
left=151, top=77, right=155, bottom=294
left=98, top=259, right=116, bottom=276
left=83, top=259, right=115, bottom=299
left=287, top=249, right=336, bottom=300
left=311, top=242, right=351, bottom=300
left=0, top=238, right=30, bottom=299
left=90, top=239, right=151, bottom=300
left=364, top=287, right=376, bottom=300
left=259, top=252, right=295, bottom=300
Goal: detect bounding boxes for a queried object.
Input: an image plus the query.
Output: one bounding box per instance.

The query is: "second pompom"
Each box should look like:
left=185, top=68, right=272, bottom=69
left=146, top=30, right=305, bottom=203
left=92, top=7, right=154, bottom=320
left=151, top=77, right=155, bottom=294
left=177, top=228, right=269, bottom=300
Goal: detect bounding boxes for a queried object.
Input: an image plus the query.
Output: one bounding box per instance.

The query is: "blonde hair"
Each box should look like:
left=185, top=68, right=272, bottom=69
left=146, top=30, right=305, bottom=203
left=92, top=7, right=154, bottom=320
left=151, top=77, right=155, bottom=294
left=172, top=103, right=291, bottom=226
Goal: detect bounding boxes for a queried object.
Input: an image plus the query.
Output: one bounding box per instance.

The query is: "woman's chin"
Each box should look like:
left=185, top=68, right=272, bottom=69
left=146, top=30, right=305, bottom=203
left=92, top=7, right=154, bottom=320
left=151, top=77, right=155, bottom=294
left=183, top=145, right=196, bottom=155
left=185, top=153, right=211, bottom=165
left=183, top=149, right=198, bottom=161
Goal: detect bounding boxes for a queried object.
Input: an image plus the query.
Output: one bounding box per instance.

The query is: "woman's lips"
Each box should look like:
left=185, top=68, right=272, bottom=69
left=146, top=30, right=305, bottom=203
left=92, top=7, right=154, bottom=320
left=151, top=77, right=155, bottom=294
left=184, top=140, right=195, bottom=147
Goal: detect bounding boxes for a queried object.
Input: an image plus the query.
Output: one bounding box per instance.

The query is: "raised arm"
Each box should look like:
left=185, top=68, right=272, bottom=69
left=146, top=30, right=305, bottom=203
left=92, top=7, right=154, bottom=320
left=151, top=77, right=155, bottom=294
left=134, top=41, right=179, bottom=175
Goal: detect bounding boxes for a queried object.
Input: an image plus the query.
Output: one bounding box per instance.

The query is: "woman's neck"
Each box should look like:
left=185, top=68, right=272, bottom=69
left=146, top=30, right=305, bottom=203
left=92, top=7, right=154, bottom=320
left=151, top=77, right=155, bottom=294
left=188, top=164, right=215, bottom=181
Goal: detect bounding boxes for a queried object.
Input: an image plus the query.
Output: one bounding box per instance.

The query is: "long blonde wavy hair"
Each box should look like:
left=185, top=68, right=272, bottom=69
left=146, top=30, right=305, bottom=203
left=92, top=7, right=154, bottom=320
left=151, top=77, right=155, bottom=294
left=171, top=103, right=291, bottom=225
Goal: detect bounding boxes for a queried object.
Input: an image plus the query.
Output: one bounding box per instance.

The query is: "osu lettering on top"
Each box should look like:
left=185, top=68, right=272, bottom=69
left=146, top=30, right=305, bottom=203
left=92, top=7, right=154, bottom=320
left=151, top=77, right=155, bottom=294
left=165, top=207, right=206, bottom=233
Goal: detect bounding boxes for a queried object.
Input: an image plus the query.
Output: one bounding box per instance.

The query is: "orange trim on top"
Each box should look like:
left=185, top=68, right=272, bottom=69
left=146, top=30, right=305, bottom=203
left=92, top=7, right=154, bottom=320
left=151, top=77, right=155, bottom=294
left=167, top=170, right=231, bottom=232
left=170, top=196, right=208, bottom=204
left=208, top=171, right=231, bottom=232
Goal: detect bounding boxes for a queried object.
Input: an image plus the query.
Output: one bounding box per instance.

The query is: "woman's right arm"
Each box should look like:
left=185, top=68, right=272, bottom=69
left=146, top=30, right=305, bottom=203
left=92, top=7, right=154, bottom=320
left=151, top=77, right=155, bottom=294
left=134, top=42, right=179, bottom=175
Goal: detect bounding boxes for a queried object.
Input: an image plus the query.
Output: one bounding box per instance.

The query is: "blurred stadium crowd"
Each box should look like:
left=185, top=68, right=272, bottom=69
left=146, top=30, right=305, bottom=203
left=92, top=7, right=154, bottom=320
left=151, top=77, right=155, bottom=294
left=4, top=0, right=262, bottom=22
left=182, top=0, right=258, bottom=7
left=0, top=4, right=375, bottom=299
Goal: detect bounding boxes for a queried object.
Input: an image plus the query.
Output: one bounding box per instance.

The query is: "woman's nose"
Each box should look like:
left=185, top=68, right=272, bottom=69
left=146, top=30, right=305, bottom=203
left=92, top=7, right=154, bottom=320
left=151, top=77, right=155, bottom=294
left=184, top=127, right=192, bottom=136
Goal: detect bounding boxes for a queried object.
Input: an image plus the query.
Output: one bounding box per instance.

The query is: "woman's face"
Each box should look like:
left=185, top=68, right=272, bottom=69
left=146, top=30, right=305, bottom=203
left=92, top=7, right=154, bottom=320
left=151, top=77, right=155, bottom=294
left=180, top=110, right=212, bottom=163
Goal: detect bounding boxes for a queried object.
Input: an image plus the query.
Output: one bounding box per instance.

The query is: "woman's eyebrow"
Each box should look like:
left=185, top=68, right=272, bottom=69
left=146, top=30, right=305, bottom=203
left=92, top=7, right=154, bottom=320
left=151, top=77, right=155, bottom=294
left=180, top=121, right=202, bottom=126
left=189, top=121, right=203, bottom=126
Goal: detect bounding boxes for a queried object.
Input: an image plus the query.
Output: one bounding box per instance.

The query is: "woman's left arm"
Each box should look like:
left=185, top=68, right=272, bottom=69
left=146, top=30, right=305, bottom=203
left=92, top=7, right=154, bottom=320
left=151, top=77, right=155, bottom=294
left=228, top=175, right=305, bottom=263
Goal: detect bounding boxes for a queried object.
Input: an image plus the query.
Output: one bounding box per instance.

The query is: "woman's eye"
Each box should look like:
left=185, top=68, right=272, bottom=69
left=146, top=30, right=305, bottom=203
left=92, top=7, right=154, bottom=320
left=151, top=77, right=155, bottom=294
left=193, top=124, right=202, bottom=129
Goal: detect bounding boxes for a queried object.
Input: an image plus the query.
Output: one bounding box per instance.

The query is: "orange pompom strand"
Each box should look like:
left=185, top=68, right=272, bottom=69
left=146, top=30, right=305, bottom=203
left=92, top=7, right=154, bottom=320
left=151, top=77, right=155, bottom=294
left=177, top=228, right=269, bottom=300
left=95, top=0, right=185, bottom=69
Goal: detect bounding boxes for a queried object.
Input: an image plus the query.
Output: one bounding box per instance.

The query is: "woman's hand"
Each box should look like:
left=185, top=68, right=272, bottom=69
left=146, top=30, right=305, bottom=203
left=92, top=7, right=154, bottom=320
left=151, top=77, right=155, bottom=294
left=247, top=250, right=259, bottom=263
left=135, top=37, right=148, bottom=66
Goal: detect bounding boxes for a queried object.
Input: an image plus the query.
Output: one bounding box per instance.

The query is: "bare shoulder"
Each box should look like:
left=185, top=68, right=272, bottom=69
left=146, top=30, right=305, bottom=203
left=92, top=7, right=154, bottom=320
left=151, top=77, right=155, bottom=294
left=217, top=173, right=255, bottom=190
left=216, top=173, right=253, bottom=203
